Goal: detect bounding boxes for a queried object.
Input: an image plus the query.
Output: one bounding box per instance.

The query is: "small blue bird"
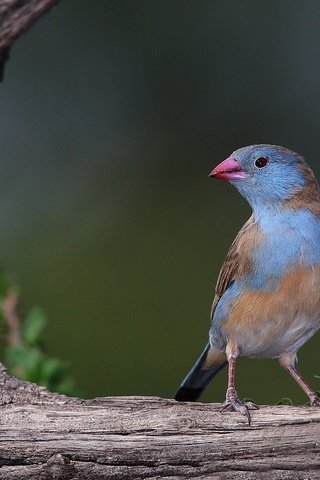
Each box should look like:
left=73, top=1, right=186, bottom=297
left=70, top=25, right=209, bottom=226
left=174, top=144, right=320, bottom=423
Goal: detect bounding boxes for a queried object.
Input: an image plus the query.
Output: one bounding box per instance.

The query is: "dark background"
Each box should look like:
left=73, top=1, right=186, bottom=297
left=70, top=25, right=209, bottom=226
left=0, top=0, right=319, bottom=404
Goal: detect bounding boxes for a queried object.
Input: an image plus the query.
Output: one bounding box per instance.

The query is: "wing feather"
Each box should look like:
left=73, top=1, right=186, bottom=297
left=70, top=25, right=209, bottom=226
left=210, top=215, right=261, bottom=318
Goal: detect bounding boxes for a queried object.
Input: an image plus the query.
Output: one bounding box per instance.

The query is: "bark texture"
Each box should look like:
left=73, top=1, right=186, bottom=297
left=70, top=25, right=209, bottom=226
left=0, top=365, right=319, bottom=479
left=0, top=0, right=60, bottom=79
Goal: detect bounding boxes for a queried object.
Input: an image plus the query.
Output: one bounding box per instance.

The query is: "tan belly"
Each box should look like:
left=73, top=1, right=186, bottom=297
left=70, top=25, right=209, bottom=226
left=222, top=266, right=320, bottom=357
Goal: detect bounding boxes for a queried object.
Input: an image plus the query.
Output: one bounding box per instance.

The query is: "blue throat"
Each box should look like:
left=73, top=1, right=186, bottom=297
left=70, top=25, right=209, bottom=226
left=248, top=206, right=320, bottom=290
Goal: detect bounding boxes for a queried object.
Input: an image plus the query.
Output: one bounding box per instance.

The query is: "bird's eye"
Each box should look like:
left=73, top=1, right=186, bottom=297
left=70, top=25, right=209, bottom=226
left=255, top=157, right=268, bottom=168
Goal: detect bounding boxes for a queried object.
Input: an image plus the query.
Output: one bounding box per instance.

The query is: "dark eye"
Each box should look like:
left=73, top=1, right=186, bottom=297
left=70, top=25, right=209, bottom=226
left=255, top=157, right=268, bottom=168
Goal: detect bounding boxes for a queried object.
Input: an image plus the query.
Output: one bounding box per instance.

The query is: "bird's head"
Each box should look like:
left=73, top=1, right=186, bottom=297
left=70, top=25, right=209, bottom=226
left=209, top=144, right=319, bottom=212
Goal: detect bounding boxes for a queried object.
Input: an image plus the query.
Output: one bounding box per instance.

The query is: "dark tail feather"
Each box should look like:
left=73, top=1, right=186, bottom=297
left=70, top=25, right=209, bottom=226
left=174, top=343, right=227, bottom=402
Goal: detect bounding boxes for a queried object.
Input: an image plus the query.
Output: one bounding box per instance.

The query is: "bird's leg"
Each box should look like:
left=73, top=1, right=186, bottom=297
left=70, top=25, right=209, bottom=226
left=221, top=346, right=258, bottom=425
left=281, top=360, right=320, bottom=406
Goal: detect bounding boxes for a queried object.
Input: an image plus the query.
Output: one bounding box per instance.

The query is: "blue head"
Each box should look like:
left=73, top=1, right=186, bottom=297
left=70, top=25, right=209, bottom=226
left=210, top=144, right=319, bottom=213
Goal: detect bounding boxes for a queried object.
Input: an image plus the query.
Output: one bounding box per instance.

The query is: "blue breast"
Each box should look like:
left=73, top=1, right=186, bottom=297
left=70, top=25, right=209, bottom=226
left=210, top=208, right=320, bottom=346
left=250, top=209, right=320, bottom=289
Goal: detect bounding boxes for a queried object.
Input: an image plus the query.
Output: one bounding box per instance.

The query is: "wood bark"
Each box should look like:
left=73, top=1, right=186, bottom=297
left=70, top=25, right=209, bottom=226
left=0, top=365, right=318, bottom=479
left=0, top=0, right=60, bottom=79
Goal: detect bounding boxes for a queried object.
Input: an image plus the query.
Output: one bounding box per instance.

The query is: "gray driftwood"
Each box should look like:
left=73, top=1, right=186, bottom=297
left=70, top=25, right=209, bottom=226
left=0, top=365, right=319, bottom=479
left=0, top=0, right=60, bottom=79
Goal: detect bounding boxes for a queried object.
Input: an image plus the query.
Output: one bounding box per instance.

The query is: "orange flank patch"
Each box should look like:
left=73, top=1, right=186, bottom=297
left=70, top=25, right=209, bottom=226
left=223, top=266, right=320, bottom=357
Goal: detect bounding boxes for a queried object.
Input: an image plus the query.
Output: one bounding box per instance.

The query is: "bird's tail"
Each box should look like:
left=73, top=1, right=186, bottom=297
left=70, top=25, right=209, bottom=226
left=174, top=343, right=227, bottom=401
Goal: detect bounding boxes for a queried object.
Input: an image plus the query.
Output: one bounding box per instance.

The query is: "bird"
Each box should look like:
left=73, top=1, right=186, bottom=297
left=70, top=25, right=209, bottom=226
left=174, top=144, right=320, bottom=423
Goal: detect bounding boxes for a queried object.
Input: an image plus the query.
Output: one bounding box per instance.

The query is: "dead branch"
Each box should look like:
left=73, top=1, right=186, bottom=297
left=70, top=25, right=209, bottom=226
left=0, top=363, right=318, bottom=479
left=0, top=0, right=60, bottom=79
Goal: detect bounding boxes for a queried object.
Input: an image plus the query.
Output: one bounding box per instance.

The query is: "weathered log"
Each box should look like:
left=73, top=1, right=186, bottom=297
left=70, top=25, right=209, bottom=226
left=0, top=0, right=60, bottom=79
left=0, top=364, right=318, bottom=479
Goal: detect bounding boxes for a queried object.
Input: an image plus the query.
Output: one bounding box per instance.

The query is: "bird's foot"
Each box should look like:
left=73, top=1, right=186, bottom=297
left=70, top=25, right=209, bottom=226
left=221, top=389, right=258, bottom=425
left=309, top=395, right=320, bottom=406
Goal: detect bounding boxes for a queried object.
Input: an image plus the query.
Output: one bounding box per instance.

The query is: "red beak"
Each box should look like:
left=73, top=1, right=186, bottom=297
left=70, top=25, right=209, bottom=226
left=209, top=157, right=246, bottom=181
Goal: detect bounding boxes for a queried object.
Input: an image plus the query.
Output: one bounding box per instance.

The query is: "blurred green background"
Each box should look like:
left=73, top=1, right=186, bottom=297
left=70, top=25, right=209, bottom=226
left=0, top=0, right=319, bottom=404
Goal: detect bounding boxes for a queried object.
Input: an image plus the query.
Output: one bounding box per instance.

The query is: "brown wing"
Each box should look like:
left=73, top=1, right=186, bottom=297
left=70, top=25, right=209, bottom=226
left=210, top=215, right=261, bottom=319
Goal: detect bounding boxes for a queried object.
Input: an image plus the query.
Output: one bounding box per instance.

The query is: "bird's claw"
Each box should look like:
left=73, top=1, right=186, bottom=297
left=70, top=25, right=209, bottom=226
left=309, top=395, right=320, bottom=406
left=221, top=393, right=258, bottom=426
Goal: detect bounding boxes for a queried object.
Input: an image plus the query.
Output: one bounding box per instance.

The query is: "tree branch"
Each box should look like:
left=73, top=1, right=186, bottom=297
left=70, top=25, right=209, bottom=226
left=0, top=363, right=318, bottom=479
left=0, top=0, right=61, bottom=80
